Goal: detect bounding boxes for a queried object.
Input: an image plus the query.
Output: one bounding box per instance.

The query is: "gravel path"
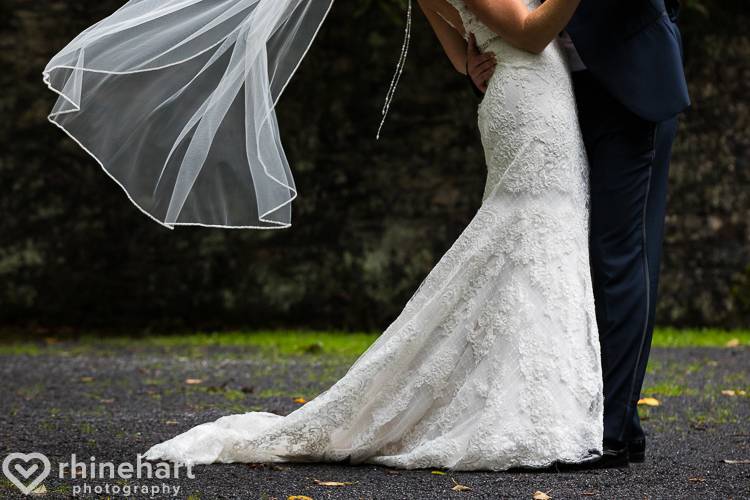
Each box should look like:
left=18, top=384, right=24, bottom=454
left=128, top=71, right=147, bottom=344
left=0, top=343, right=748, bottom=499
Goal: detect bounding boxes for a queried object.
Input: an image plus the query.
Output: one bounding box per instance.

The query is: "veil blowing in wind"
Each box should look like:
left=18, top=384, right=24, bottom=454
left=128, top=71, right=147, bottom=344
left=43, top=0, right=335, bottom=229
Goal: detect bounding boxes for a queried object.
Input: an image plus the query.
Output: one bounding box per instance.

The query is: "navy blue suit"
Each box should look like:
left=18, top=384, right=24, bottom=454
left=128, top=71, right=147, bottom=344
left=567, top=0, right=689, bottom=122
left=567, top=0, right=689, bottom=446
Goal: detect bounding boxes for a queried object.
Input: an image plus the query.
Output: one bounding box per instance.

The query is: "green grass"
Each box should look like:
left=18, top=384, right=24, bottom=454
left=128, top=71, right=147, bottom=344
left=0, top=328, right=747, bottom=357
left=641, top=382, right=698, bottom=397
left=651, top=328, right=750, bottom=348
left=0, top=343, right=44, bottom=356
left=136, top=330, right=380, bottom=356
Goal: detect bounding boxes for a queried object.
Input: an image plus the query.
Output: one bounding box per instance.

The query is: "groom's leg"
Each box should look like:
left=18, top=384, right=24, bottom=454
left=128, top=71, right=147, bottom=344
left=624, top=115, right=678, bottom=441
left=573, top=70, right=678, bottom=445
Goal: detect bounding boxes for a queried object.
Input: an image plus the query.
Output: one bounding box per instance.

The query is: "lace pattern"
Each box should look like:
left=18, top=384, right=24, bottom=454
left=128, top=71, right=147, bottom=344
left=144, top=0, right=603, bottom=471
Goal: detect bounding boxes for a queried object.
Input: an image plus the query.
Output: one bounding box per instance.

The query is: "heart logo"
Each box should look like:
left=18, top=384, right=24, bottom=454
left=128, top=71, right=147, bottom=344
left=2, top=453, right=51, bottom=495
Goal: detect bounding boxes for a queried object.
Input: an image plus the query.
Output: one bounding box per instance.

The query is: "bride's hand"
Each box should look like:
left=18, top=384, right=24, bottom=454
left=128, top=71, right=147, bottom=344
left=467, top=33, right=496, bottom=93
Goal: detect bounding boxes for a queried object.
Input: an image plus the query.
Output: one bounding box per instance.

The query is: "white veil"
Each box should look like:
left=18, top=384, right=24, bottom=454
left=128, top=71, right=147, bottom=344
left=43, top=0, right=334, bottom=229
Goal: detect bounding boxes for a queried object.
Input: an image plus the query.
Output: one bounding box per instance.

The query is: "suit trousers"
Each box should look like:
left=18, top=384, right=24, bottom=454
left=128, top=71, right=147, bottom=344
left=572, top=69, right=679, bottom=444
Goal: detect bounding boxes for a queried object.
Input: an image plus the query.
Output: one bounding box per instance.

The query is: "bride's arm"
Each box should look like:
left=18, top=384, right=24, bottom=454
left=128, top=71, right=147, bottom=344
left=417, top=0, right=470, bottom=73
left=464, top=0, right=581, bottom=54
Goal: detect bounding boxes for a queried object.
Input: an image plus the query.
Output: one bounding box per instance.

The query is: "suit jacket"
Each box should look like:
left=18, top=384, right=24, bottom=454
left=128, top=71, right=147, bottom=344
left=566, top=0, right=690, bottom=122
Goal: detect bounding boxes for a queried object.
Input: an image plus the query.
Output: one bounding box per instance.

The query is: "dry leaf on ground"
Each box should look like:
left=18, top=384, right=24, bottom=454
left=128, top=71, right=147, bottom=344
left=451, top=478, right=472, bottom=492
left=725, top=338, right=740, bottom=347
left=722, top=389, right=747, bottom=396
left=637, top=397, right=660, bottom=406
left=722, top=459, right=750, bottom=464
left=31, top=485, right=47, bottom=496
left=293, top=397, right=307, bottom=404
left=312, top=479, right=354, bottom=487
left=185, top=378, right=203, bottom=385
left=533, top=490, right=552, bottom=500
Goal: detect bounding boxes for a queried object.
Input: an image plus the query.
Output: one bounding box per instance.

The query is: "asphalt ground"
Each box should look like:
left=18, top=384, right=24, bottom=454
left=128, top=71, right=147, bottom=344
left=1, top=342, right=748, bottom=499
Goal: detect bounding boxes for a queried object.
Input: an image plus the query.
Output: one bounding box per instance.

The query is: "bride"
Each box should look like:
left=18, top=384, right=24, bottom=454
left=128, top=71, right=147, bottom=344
left=46, top=0, right=603, bottom=470
left=145, top=0, right=602, bottom=471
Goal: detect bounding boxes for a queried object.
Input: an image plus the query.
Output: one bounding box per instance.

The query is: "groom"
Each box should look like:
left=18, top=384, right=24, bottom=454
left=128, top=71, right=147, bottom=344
left=467, top=0, right=689, bottom=466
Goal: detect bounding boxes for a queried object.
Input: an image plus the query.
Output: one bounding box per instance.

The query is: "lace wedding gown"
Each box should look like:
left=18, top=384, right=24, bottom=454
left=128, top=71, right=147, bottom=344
left=144, top=0, right=603, bottom=471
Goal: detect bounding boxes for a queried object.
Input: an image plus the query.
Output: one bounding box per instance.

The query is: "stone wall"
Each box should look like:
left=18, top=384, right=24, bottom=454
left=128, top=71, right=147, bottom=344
left=0, top=0, right=747, bottom=330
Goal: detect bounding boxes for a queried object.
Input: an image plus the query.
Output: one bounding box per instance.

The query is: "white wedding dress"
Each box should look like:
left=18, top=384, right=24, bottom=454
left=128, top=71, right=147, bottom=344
left=144, top=0, right=603, bottom=471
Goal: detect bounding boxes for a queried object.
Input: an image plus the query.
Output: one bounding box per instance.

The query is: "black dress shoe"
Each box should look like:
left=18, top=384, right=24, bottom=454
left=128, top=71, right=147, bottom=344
left=594, top=443, right=630, bottom=468
left=628, top=437, right=646, bottom=463
left=555, top=445, right=629, bottom=471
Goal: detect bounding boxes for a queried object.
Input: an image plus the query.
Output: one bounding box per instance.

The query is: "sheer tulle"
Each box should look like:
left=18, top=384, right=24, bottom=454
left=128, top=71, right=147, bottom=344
left=43, top=0, right=333, bottom=229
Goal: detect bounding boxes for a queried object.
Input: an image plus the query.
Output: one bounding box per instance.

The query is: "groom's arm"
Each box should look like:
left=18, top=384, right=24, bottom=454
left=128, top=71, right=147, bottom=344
left=574, top=0, right=679, bottom=30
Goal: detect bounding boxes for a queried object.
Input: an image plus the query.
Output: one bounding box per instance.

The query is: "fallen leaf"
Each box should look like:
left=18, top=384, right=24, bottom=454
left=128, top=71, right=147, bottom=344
left=288, top=496, right=313, bottom=500
left=431, top=470, right=446, bottom=475
left=31, top=484, right=47, bottom=495
left=638, top=397, right=660, bottom=407
left=688, top=477, right=705, bottom=483
left=725, top=338, right=741, bottom=347
left=165, top=420, right=179, bottom=425
left=293, top=397, right=307, bottom=404
left=533, top=491, right=552, bottom=500
left=185, top=378, right=203, bottom=385
left=385, top=469, right=401, bottom=475
left=312, top=479, right=354, bottom=487
left=302, top=342, right=324, bottom=353
left=722, top=459, right=750, bottom=464
left=80, top=376, right=94, bottom=383
left=581, top=491, right=598, bottom=497
left=721, top=390, right=736, bottom=397
left=451, top=478, right=472, bottom=492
